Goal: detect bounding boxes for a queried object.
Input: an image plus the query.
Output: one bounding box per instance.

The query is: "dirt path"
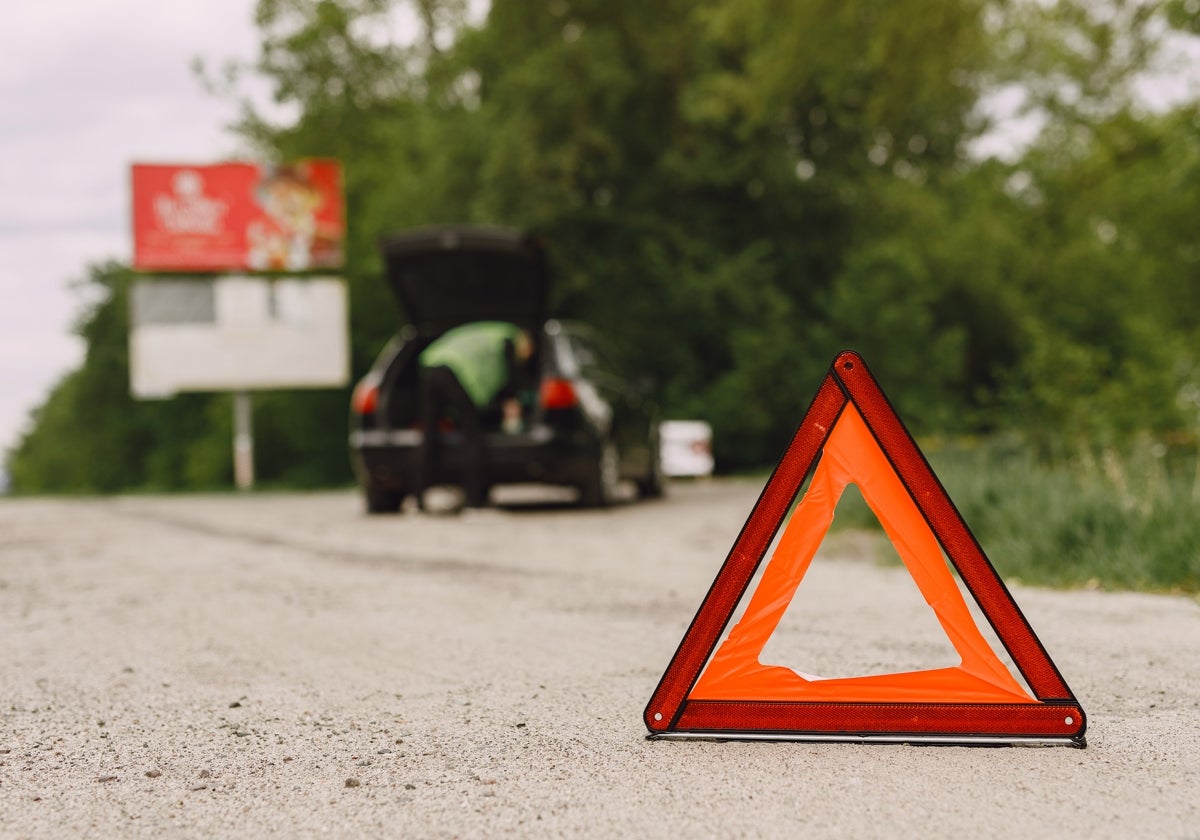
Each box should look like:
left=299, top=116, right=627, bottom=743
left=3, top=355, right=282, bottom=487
left=1, top=483, right=1197, bottom=838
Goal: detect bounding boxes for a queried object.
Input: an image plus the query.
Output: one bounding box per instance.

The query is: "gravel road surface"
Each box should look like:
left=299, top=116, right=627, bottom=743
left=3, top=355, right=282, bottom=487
left=1, top=482, right=1197, bottom=838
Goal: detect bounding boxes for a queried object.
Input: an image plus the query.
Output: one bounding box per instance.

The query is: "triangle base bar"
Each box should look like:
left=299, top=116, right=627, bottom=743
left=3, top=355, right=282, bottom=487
left=665, top=700, right=1086, bottom=745
left=649, top=732, right=1086, bottom=748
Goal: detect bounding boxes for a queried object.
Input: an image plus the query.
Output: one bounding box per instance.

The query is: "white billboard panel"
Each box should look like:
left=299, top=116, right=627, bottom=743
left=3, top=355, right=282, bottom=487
left=129, top=276, right=350, bottom=398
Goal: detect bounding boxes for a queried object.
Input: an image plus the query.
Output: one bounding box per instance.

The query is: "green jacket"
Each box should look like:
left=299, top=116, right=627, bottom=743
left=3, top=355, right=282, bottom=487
left=419, top=321, right=524, bottom=408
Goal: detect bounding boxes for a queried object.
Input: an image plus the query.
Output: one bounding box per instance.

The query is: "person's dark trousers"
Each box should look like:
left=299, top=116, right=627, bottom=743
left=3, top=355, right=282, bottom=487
left=418, top=365, right=488, bottom=508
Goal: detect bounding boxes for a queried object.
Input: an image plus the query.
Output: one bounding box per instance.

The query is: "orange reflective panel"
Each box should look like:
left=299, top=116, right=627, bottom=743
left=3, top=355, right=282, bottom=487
left=689, top=404, right=1031, bottom=704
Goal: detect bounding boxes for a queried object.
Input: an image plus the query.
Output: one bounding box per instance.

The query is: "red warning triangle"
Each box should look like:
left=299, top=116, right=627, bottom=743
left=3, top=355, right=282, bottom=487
left=644, top=351, right=1086, bottom=746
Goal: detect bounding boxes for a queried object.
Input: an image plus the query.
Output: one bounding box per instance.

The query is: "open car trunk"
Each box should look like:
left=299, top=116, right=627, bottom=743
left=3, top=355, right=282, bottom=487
left=379, top=225, right=549, bottom=334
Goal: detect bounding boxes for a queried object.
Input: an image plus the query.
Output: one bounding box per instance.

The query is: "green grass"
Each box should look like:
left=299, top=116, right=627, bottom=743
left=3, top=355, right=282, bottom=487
left=830, top=436, right=1200, bottom=595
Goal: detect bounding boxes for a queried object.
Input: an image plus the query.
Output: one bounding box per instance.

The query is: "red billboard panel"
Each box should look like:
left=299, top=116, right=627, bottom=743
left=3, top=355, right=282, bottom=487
left=131, top=160, right=344, bottom=272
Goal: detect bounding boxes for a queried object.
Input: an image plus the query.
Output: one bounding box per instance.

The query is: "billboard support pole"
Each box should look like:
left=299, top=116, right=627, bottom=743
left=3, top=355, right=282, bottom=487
left=233, top=391, right=255, bottom=491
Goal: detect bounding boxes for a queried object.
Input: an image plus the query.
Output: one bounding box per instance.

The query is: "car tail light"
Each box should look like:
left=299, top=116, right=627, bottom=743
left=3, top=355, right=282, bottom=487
left=352, top=377, right=379, bottom=415
left=539, top=377, right=579, bottom=409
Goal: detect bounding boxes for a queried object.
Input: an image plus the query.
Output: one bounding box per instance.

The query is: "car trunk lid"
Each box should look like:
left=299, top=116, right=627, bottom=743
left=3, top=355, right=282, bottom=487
left=380, top=225, right=548, bottom=333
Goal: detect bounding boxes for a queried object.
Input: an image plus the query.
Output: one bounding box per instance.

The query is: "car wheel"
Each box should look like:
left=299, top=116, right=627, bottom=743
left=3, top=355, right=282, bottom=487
left=364, top=485, right=405, bottom=514
left=579, top=439, right=620, bottom=508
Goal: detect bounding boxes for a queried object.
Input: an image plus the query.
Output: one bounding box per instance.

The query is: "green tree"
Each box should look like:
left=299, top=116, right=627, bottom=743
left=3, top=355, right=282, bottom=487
left=6, top=264, right=229, bottom=493
left=12, top=0, right=1199, bottom=493
left=429, top=0, right=1009, bottom=463
left=996, top=104, right=1200, bottom=451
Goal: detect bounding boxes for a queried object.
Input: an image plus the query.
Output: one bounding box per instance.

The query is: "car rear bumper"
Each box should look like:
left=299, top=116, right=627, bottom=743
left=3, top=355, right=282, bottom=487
left=350, top=425, right=599, bottom=493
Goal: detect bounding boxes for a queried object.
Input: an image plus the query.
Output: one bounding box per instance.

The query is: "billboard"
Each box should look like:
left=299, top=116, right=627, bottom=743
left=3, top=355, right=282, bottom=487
left=128, top=276, right=350, bottom=398
left=131, top=160, right=344, bottom=272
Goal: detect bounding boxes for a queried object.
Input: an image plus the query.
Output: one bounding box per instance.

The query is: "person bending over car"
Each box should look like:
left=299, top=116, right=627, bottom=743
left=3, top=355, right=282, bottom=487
left=416, top=321, right=534, bottom=510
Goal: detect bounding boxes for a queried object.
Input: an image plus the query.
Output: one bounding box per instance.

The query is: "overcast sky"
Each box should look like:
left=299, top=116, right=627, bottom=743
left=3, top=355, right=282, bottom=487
left=0, top=0, right=263, bottom=458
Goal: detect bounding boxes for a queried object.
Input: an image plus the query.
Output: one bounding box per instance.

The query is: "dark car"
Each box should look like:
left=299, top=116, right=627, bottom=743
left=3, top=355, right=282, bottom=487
left=349, top=225, right=664, bottom=513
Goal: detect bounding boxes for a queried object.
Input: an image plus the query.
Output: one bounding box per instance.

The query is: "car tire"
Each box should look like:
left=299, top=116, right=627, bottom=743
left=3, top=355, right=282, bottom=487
left=364, top=485, right=405, bottom=514
left=579, top=439, right=620, bottom=508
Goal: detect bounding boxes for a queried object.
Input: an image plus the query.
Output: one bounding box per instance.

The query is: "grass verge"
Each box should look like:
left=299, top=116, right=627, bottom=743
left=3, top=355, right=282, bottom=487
left=830, top=436, right=1200, bottom=595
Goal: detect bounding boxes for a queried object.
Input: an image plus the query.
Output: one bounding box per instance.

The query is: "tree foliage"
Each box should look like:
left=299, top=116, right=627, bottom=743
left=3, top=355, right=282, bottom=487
left=8, top=0, right=1200, bottom=492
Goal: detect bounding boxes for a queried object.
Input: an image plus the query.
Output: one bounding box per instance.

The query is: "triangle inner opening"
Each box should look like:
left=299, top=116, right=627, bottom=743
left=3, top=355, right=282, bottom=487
left=757, top=483, right=963, bottom=680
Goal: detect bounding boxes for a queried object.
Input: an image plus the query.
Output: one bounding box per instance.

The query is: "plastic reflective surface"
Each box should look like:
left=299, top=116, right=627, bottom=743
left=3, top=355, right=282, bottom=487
left=644, top=351, right=1086, bottom=744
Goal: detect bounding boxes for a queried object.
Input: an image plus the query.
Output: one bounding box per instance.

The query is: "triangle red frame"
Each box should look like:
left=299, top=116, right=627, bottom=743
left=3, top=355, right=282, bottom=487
left=644, top=351, right=1086, bottom=746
